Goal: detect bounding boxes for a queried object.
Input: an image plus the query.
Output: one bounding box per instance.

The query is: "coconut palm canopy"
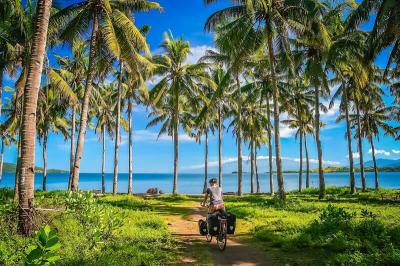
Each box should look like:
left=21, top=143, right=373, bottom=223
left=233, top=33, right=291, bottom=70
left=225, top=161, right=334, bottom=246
left=0, top=0, right=399, bottom=235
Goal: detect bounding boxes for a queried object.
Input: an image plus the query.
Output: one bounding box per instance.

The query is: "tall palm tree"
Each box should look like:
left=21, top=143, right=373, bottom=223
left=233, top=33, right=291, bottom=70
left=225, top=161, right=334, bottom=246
left=36, top=83, right=69, bottom=191
left=241, top=83, right=267, bottom=194
left=94, top=84, right=116, bottom=194
left=205, top=0, right=311, bottom=200
left=350, top=104, right=398, bottom=190
left=123, top=64, right=149, bottom=195
left=51, top=40, right=87, bottom=190
left=347, top=0, right=400, bottom=90
left=17, top=0, right=52, bottom=236
left=148, top=33, right=212, bottom=195
left=198, top=66, right=232, bottom=187
left=203, top=16, right=261, bottom=195
left=193, top=82, right=217, bottom=194
left=50, top=0, right=160, bottom=191
left=296, top=1, right=353, bottom=198
left=282, top=85, right=314, bottom=192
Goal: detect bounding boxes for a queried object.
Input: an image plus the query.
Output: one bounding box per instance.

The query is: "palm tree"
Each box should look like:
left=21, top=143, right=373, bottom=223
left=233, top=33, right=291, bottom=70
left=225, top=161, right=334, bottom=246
left=193, top=82, right=217, bottom=194
left=50, top=0, right=160, bottom=191
left=17, top=0, right=52, bottom=236
left=241, top=83, right=267, bottom=194
left=282, top=85, right=314, bottom=192
left=123, top=62, right=150, bottom=195
left=203, top=16, right=261, bottom=195
left=148, top=33, right=212, bottom=195
left=296, top=1, right=354, bottom=198
left=347, top=0, right=400, bottom=89
left=36, top=83, right=69, bottom=191
left=51, top=40, right=87, bottom=190
left=350, top=104, right=398, bottom=190
left=94, top=84, right=116, bottom=194
left=199, top=66, right=232, bottom=187
left=205, top=0, right=312, bottom=200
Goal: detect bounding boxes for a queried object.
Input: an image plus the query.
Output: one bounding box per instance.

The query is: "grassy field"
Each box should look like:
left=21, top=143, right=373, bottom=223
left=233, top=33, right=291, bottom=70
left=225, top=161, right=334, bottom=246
left=0, top=189, right=178, bottom=265
left=1, top=187, right=400, bottom=265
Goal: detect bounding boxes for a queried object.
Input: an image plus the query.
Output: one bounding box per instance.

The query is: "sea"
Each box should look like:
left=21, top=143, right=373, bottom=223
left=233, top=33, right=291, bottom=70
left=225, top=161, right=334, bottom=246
left=0, top=172, right=399, bottom=194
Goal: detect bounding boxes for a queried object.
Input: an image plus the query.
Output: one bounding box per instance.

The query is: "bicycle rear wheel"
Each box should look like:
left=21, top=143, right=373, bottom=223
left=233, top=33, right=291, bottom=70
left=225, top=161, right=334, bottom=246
left=217, top=224, right=227, bottom=251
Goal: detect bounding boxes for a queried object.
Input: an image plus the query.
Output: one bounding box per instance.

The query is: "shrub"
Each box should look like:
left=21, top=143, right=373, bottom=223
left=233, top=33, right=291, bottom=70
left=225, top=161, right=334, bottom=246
left=25, top=225, right=61, bottom=266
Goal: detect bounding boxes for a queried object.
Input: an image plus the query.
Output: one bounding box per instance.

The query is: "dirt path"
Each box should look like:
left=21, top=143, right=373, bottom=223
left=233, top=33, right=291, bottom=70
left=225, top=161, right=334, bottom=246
left=167, top=205, right=271, bottom=266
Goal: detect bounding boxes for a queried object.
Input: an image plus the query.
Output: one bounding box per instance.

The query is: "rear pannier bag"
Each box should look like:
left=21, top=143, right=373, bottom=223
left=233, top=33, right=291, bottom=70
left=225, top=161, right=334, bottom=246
left=227, top=212, right=236, bottom=234
left=208, top=215, right=220, bottom=236
left=198, top=219, right=207, bottom=236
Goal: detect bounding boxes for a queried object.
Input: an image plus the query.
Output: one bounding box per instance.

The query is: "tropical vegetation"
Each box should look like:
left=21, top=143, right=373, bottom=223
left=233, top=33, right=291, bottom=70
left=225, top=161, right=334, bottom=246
left=0, top=0, right=399, bottom=264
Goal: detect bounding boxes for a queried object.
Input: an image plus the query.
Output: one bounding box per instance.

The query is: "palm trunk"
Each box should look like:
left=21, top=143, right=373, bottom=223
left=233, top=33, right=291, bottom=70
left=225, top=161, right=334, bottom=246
left=203, top=130, right=208, bottom=193
left=42, top=133, right=47, bottom=191
left=356, top=104, right=366, bottom=192
left=14, top=132, right=22, bottom=202
left=71, top=12, right=99, bottom=191
left=315, top=86, right=325, bottom=199
left=236, top=75, right=242, bottom=196
left=128, top=98, right=133, bottom=195
left=266, top=97, right=274, bottom=195
left=304, top=132, right=310, bottom=188
left=101, top=130, right=106, bottom=188
left=172, top=92, right=179, bottom=195
left=68, top=107, right=75, bottom=191
left=0, top=139, right=4, bottom=185
left=369, top=136, right=379, bottom=189
left=298, top=130, right=303, bottom=192
left=344, top=86, right=356, bottom=194
left=250, top=139, right=254, bottom=194
left=101, top=126, right=106, bottom=194
left=255, top=147, right=260, bottom=193
left=0, top=65, right=4, bottom=118
left=18, top=0, right=52, bottom=236
left=267, top=35, right=284, bottom=199
left=113, top=62, right=123, bottom=195
left=218, top=107, right=222, bottom=187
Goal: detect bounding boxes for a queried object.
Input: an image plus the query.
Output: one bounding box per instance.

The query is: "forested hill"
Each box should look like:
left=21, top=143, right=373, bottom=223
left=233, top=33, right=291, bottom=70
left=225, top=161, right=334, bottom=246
left=1, top=162, right=67, bottom=174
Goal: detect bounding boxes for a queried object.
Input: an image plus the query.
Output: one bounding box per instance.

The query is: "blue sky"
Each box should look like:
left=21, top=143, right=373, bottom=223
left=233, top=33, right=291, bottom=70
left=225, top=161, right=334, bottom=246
left=2, top=0, right=399, bottom=173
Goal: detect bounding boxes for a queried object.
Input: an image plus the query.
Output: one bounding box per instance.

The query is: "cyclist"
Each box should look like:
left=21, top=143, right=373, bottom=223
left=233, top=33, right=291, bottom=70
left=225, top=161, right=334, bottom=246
left=201, top=178, right=226, bottom=216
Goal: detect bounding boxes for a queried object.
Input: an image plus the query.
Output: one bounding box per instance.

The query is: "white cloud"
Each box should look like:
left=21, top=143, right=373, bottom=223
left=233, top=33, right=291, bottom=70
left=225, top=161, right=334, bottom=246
left=346, top=152, right=360, bottom=159
left=392, top=149, right=400, bottom=154
left=279, top=125, right=296, bottom=138
left=128, top=129, right=195, bottom=144
left=186, top=45, right=215, bottom=64
left=369, top=148, right=390, bottom=156
left=182, top=155, right=340, bottom=170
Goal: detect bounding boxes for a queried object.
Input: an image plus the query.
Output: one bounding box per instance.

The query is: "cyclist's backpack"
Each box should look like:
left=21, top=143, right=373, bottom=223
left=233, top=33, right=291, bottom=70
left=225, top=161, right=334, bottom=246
left=198, top=219, right=207, bottom=236
left=208, top=215, right=220, bottom=236
left=227, top=212, right=236, bottom=234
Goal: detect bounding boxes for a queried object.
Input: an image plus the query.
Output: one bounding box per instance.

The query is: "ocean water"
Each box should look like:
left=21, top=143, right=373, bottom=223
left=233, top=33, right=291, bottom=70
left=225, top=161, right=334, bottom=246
left=0, top=172, right=399, bottom=194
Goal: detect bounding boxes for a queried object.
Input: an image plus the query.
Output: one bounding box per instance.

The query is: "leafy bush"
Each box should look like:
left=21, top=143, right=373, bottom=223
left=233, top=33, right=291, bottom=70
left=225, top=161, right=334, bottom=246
left=25, top=225, right=61, bottom=265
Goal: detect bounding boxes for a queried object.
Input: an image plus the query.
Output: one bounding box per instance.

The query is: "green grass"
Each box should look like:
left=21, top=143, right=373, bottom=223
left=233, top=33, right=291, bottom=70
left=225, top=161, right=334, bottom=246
left=0, top=190, right=178, bottom=266
left=223, top=187, right=400, bottom=265
left=2, top=187, right=400, bottom=265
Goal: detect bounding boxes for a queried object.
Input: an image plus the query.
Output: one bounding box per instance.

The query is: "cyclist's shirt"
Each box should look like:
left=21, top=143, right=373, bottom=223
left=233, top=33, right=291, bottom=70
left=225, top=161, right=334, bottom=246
left=207, top=186, right=223, bottom=205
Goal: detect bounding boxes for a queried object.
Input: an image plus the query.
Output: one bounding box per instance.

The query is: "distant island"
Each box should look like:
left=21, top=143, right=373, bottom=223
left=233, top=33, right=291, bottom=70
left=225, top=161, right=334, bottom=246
left=281, top=166, right=400, bottom=173
left=1, top=162, right=68, bottom=174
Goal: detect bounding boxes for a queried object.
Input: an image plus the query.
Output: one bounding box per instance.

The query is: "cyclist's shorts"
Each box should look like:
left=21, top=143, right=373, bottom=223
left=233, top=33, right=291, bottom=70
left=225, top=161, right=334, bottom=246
left=212, top=203, right=225, bottom=212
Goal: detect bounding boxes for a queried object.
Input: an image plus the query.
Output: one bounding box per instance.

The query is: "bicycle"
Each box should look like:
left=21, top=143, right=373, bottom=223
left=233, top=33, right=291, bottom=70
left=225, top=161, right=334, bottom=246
left=202, top=203, right=227, bottom=251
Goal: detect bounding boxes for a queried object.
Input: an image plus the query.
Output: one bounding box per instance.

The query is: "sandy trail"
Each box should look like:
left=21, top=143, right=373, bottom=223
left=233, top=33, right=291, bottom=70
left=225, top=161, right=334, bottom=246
left=167, top=205, right=271, bottom=266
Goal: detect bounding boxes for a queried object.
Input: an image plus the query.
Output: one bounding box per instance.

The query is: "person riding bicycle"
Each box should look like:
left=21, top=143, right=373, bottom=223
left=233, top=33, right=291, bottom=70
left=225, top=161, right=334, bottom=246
left=201, top=178, right=226, bottom=217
